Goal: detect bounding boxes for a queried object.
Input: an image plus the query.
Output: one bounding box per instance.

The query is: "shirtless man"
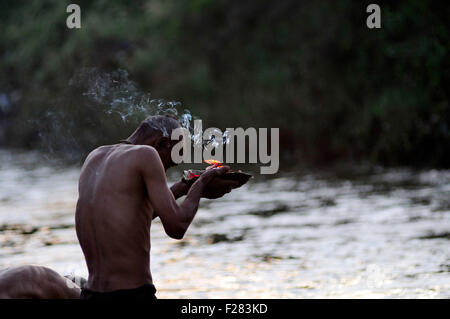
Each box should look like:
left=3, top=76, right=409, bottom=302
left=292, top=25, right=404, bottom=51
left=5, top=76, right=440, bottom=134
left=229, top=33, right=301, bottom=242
left=0, top=265, right=81, bottom=299
left=76, top=115, right=239, bottom=299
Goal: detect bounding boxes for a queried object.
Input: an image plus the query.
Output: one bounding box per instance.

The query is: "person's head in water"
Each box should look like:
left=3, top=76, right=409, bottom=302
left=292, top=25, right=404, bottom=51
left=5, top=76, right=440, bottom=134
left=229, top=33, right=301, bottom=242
left=125, top=115, right=181, bottom=170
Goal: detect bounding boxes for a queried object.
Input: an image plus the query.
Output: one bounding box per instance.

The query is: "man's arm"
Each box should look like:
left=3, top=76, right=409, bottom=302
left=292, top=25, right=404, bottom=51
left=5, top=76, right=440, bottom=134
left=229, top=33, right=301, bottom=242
left=170, top=181, right=190, bottom=200
left=152, top=172, right=239, bottom=220
left=138, top=147, right=228, bottom=239
left=152, top=181, right=189, bottom=220
left=170, top=179, right=240, bottom=200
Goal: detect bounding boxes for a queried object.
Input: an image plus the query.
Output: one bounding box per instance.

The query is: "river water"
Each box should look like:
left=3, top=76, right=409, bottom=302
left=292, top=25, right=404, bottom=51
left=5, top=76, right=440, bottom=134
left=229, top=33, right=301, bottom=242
left=0, top=149, right=449, bottom=298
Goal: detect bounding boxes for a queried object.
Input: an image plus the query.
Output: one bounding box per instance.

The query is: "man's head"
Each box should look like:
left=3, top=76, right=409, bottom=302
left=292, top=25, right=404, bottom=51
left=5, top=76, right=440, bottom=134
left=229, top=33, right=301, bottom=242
left=126, top=115, right=181, bottom=170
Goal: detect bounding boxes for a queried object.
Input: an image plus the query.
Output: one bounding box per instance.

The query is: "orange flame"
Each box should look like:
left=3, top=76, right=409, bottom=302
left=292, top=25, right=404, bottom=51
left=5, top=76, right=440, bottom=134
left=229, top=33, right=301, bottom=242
left=204, top=159, right=224, bottom=170
left=204, top=159, right=222, bottom=166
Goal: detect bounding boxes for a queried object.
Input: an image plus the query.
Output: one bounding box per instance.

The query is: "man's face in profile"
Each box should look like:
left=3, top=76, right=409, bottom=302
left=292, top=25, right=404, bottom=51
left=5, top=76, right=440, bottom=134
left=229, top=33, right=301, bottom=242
left=156, top=135, right=182, bottom=171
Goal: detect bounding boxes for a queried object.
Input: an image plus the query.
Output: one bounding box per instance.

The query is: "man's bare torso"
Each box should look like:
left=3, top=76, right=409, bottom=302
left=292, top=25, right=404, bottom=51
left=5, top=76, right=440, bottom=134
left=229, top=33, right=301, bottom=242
left=76, top=144, right=155, bottom=292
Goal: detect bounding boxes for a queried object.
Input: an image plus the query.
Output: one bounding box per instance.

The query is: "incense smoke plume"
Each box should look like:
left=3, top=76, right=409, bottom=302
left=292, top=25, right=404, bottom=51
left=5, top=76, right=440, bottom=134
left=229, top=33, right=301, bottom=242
left=35, top=68, right=204, bottom=162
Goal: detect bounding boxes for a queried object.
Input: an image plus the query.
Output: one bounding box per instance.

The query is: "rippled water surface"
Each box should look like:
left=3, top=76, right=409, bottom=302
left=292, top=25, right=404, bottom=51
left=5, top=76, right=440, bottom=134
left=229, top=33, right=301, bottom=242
left=0, top=150, right=449, bottom=298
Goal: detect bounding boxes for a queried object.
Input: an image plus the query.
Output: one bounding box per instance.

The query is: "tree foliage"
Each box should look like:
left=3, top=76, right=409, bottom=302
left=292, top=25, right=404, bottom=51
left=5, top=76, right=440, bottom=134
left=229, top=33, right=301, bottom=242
left=0, top=0, right=448, bottom=166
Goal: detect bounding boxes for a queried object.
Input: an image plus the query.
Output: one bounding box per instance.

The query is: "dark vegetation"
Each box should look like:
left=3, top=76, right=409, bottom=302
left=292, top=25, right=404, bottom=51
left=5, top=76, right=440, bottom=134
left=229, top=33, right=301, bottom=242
left=0, top=0, right=448, bottom=167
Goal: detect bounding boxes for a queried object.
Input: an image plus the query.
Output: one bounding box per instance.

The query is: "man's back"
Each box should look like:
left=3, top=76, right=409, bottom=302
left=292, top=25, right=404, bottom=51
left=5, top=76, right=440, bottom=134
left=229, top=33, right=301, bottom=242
left=75, top=144, right=154, bottom=292
left=75, top=120, right=234, bottom=298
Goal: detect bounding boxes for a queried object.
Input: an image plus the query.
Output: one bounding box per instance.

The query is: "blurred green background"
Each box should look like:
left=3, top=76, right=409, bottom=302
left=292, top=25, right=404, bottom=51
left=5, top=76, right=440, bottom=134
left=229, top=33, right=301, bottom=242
left=0, top=0, right=448, bottom=167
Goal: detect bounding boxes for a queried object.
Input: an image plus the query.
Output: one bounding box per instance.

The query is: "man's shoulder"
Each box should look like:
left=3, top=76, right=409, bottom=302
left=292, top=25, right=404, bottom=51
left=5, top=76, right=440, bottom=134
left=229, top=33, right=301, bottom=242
left=130, top=144, right=159, bottom=156
left=83, top=144, right=162, bottom=173
left=111, top=144, right=162, bottom=170
left=86, top=144, right=157, bottom=160
left=122, top=144, right=160, bottom=164
left=84, top=145, right=111, bottom=161
left=129, top=145, right=164, bottom=172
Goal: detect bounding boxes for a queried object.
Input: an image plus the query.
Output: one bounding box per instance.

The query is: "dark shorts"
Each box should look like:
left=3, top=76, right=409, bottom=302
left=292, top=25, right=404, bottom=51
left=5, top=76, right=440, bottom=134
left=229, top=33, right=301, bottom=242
left=80, top=283, right=157, bottom=300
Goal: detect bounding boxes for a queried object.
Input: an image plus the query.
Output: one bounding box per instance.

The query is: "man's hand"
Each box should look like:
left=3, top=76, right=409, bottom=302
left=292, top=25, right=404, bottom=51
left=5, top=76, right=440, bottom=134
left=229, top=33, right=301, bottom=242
left=197, top=166, right=240, bottom=199
left=201, top=177, right=240, bottom=199
left=198, top=165, right=230, bottom=183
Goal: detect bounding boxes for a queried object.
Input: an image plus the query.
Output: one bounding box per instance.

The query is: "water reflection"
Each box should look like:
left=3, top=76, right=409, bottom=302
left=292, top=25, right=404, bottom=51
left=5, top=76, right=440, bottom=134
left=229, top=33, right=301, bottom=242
left=0, top=150, right=449, bottom=298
